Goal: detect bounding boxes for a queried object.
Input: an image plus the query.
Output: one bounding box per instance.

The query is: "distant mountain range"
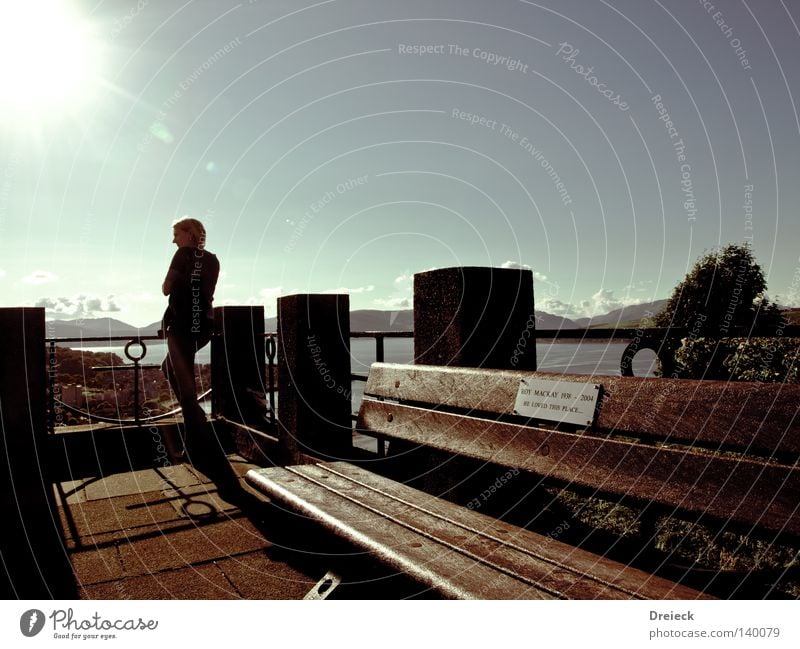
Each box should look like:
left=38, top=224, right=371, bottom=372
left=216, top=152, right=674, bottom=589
left=46, top=302, right=673, bottom=339
left=44, top=299, right=800, bottom=341
left=573, top=300, right=668, bottom=328
left=47, top=317, right=159, bottom=339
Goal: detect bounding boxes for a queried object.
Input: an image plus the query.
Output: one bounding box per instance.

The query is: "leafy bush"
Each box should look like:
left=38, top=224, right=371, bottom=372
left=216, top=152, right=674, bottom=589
left=654, top=244, right=783, bottom=335
left=673, top=337, right=799, bottom=382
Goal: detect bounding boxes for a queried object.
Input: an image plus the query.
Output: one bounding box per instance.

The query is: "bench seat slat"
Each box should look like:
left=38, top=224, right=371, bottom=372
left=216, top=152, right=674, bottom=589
left=310, top=462, right=708, bottom=599
left=358, top=398, right=800, bottom=536
left=363, top=363, right=800, bottom=456
left=246, top=464, right=543, bottom=599
left=246, top=462, right=708, bottom=599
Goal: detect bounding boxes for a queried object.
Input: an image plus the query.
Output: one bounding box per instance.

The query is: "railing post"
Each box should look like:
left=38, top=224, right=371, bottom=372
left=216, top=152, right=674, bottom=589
left=277, top=294, right=352, bottom=462
left=0, top=307, right=75, bottom=597
left=375, top=334, right=385, bottom=363
left=265, top=334, right=277, bottom=425
left=211, top=306, right=266, bottom=428
left=414, top=266, right=537, bottom=370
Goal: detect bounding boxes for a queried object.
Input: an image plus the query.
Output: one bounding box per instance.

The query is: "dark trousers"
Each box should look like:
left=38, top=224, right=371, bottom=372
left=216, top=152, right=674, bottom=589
left=162, top=331, right=209, bottom=433
left=161, top=331, right=233, bottom=485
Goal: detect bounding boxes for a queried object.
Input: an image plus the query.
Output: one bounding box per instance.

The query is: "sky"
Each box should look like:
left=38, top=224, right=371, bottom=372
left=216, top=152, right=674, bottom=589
left=1, top=0, right=799, bottom=327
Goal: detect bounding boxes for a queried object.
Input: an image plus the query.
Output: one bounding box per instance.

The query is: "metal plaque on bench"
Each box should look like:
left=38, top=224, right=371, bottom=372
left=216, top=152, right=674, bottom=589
left=513, top=378, right=600, bottom=426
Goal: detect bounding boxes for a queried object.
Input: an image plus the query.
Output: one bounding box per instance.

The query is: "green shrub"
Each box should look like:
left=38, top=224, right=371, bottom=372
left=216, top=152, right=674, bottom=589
left=673, top=337, right=799, bottom=382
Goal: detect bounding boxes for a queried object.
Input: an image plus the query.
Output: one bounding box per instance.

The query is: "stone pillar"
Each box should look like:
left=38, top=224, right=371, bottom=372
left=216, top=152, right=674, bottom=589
left=277, top=294, right=352, bottom=462
left=211, top=306, right=267, bottom=429
left=0, top=308, right=75, bottom=597
left=414, top=266, right=536, bottom=370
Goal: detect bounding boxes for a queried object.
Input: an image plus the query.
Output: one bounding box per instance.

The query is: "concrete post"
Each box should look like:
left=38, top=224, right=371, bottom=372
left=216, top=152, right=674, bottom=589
left=211, top=306, right=267, bottom=429
left=0, top=308, right=75, bottom=597
left=414, top=266, right=537, bottom=370
left=277, top=294, right=352, bottom=462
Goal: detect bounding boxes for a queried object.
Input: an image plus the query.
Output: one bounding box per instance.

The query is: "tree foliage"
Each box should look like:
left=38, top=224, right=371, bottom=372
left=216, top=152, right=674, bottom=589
left=654, top=244, right=782, bottom=334
left=654, top=244, right=797, bottom=382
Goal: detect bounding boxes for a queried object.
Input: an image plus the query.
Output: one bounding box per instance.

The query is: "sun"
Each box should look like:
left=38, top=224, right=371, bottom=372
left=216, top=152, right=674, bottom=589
left=0, top=1, right=101, bottom=123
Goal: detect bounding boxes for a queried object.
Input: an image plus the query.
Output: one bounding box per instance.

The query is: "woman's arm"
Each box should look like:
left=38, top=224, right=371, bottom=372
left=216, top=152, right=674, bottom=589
left=162, top=250, right=185, bottom=295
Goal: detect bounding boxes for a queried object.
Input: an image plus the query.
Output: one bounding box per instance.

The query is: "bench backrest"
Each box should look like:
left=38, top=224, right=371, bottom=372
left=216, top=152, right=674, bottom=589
left=357, top=363, right=800, bottom=537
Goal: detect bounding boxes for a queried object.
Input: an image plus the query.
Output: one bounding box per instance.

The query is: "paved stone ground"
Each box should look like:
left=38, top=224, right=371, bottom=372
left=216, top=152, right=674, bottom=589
left=54, top=458, right=320, bottom=599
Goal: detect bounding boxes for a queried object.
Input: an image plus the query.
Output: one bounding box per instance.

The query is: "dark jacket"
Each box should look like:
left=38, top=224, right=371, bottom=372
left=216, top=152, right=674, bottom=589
left=162, top=246, right=220, bottom=339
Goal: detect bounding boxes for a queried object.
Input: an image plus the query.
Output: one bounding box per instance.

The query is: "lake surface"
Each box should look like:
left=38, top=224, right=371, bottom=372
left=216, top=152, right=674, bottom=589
left=78, top=337, right=656, bottom=377
left=75, top=337, right=657, bottom=412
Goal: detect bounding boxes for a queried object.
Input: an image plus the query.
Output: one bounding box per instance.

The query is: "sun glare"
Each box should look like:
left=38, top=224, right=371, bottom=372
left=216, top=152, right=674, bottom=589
left=0, top=1, right=100, bottom=123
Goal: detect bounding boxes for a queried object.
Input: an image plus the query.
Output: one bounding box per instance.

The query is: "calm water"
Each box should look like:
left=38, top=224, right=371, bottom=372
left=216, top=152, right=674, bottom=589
left=76, top=337, right=655, bottom=376
left=75, top=337, right=657, bottom=410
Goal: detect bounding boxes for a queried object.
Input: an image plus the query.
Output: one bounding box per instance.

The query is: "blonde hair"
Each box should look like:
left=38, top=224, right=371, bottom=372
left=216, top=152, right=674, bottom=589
left=172, top=217, right=207, bottom=247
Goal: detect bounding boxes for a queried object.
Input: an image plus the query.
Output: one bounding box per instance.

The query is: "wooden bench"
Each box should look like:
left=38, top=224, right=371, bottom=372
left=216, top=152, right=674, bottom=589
left=246, top=363, right=800, bottom=599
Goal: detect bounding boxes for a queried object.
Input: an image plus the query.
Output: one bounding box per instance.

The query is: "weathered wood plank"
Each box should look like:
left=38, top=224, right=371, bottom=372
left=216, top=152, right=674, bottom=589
left=363, top=363, right=800, bottom=456
left=309, top=462, right=709, bottom=599
left=358, top=399, right=800, bottom=536
left=247, top=462, right=708, bottom=599
left=245, top=465, right=544, bottom=599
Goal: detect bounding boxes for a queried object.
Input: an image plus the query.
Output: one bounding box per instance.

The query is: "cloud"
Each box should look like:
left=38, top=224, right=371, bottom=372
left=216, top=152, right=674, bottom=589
left=23, top=270, right=58, bottom=285
left=259, top=286, right=284, bottom=300
left=586, top=288, right=625, bottom=316
left=537, top=297, right=579, bottom=318
left=372, top=271, right=414, bottom=311
left=393, top=273, right=413, bottom=288
left=501, top=261, right=532, bottom=271
left=34, top=294, right=121, bottom=318
left=0, top=268, right=6, bottom=279
left=323, top=285, right=375, bottom=294
left=373, top=297, right=411, bottom=309
left=538, top=289, right=645, bottom=319
left=501, top=261, right=549, bottom=284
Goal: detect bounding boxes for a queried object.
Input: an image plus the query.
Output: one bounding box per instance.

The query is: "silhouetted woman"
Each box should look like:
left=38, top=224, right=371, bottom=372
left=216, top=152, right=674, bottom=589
left=161, top=218, right=232, bottom=486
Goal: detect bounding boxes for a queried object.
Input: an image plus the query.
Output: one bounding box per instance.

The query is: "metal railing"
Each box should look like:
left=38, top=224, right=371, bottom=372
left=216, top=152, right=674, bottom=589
left=46, top=334, right=198, bottom=433
left=350, top=330, right=415, bottom=382
left=264, top=333, right=277, bottom=425
left=47, top=332, right=280, bottom=434
left=347, top=325, right=800, bottom=384
left=48, top=324, right=798, bottom=434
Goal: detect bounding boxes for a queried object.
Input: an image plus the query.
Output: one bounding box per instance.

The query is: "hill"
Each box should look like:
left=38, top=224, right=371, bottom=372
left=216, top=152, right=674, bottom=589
left=573, top=300, right=668, bottom=328
left=48, top=317, right=158, bottom=339
left=46, top=308, right=664, bottom=339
